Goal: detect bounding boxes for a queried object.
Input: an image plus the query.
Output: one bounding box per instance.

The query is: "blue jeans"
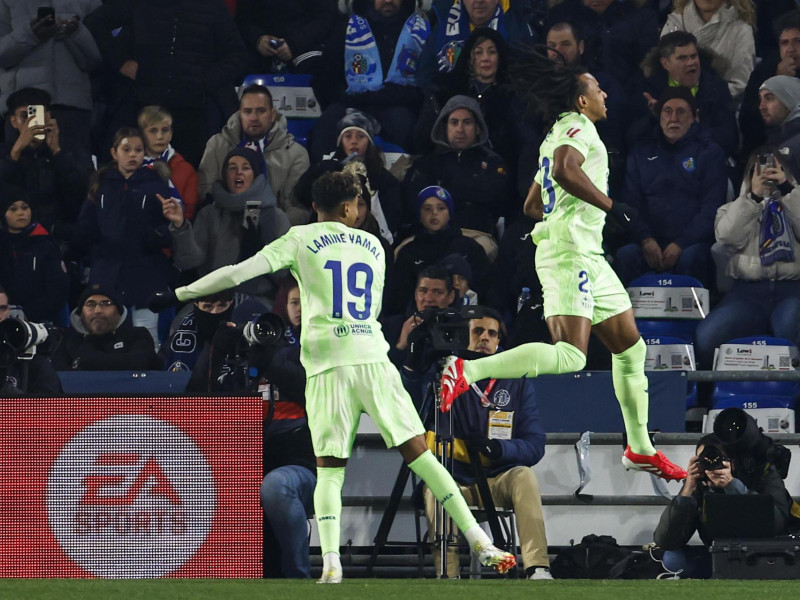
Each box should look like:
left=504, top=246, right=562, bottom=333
left=261, top=465, right=316, bottom=578
left=662, top=547, right=712, bottom=579
left=694, top=280, right=800, bottom=369
left=614, top=242, right=713, bottom=288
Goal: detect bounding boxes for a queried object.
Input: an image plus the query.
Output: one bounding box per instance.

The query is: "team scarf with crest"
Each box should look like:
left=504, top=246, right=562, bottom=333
left=434, top=0, right=506, bottom=75
left=760, top=198, right=796, bottom=266
left=345, top=12, right=430, bottom=93
left=142, top=144, right=183, bottom=204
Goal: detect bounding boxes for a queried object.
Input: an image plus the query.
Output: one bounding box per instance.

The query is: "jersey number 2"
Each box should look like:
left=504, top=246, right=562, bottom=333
left=324, top=260, right=373, bottom=320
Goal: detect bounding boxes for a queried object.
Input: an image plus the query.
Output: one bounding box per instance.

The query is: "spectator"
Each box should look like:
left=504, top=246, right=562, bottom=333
left=630, top=31, right=739, bottom=158
left=388, top=185, right=489, bottom=315
left=654, top=433, right=792, bottom=578
left=441, top=252, right=479, bottom=306
left=547, top=0, right=659, bottom=92
left=382, top=265, right=456, bottom=372
left=198, top=84, right=311, bottom=226
left=660, top=0, right=755, bottom=102
left=0, top=185, right=68, bottom=323
left=757, top=75, right=800, bottom=179
left=752, top=0, right=798, bottom=62
left=415, top=0, right=533, bottom=91
left=85, top=0, right=246, bottom=167
left=414, top=26, right=538, bottom=203
left=138, top=105, right=199, bottom=222
left=311, top=0, right=429, bottom=158
left=0, top=0, right=101, bottom=166
left=235, top=0, right=339, bottom=75
left=165, top=147, right=290, bottom=304
left=694, top=146, right=800, bottom=369
left=0, top=87, right=90, bottom=230
left=51, top=283, right=162, bottom=370
left=402, top=94, right=511, bottom=249
left=614, top=87, right=726, bottom=288
left=0, top=286, right=63, bottom=396
left=740, top=10, right=800, bottom=161
left=65, top=127, right=176, bottom=346
left=411, top=310, right=552, bottom=579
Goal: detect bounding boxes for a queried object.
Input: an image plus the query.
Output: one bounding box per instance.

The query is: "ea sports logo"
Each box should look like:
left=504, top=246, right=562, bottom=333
left=46, top=415, right=215, bottom=578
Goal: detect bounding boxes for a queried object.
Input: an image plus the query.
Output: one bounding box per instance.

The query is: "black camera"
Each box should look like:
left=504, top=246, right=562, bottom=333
left=412, top=305, right=484, bottom=353
left=0, top=317, right=56, bottom=365
left=713, top=407, right=792, bottom=479
left=698, top=446, right=728, bottom=473
left=241, top=312, right=285, bottom=347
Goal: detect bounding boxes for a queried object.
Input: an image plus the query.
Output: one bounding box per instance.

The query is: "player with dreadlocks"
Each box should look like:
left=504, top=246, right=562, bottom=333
left=440, top=49, right=687, bottom=481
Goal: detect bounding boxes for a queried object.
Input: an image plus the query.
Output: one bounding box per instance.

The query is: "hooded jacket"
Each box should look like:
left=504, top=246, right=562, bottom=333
left=765, top=104, right=800, bottom=181
left=622, top=122, right=727, bottom=249
left=403, top=95, right=511, bottom=233
left=662, top=2, right=755, bottom=101
left=51, top=306, right=161, bottom=371
left=198, top=111, right=311, bottom=225
left=715, top=173, right=800, bottom=282
left=0, top=222, right=68, bottom=323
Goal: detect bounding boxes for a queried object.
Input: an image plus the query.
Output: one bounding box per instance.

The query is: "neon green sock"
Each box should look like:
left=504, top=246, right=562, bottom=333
left=314, top=467, right=346, bottom=556
left=612, top=338, right=656, bottom=455
left=408, top=450, right=477, bottom=533
left=463, top=340, right=586, bottom=383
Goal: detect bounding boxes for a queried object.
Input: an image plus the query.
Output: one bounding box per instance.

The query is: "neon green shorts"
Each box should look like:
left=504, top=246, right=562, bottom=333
left=305, top=362, right=425, bottom=459
left=536, top=239, right=631, bottom=325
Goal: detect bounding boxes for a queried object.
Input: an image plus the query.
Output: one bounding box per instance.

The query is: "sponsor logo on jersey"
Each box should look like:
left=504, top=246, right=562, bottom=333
left=334, top=324, right=349, bottom=337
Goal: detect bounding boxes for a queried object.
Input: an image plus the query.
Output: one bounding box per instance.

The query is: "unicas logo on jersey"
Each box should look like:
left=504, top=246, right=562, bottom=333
left=333, top=324, right=349, bottom=337
left=492, top=389, right=511, bottom=408
left=46, top=415, right=215, bottom=578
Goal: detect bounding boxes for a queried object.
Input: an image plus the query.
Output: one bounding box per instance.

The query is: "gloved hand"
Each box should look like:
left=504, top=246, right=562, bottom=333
left=212, top=324, right=242, bottom=356
left=465, top=435, right=503, bottom=460
left=147, top=289, right=178, bottom=313
left=606, top=201, right=637, bottom=231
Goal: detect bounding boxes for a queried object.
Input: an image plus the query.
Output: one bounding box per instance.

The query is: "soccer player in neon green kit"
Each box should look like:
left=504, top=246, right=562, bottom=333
left=440, top=53, right=687, bottom=482
left=154, top=172, right=516, bottom=582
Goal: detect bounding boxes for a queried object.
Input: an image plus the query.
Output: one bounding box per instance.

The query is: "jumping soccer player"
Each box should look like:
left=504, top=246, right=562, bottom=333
left=150, top=171, right=516, bottom=582
left=440, top=52, right=687, bottom=482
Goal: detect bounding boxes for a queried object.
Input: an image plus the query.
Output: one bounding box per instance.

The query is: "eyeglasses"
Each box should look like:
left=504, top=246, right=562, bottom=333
left=84, top=300, right=115, bottom=309
left=662, top=107, right=691, bottom=118
left=0, top=305, right=9, bottom=311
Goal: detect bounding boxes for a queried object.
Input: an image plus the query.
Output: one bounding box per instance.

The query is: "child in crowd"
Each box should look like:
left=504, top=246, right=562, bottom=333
left=440, top=253, right=478, bottom=306
left=138, top=106, right=199, bottom=221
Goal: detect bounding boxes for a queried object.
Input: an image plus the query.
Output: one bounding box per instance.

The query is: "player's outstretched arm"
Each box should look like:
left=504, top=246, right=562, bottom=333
left=552, top=145, right=613, bottom=212
left=176, top=252, right=273, bottom=302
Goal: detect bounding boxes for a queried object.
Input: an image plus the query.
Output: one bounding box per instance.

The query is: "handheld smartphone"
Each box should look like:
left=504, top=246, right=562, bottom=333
left=243, top=200, right=260, bottom=228
left=37, top=6, right=55, bottom=21
left=27, top=105, right=46, bottom=141
left=269, top=38, right=284, bottom=49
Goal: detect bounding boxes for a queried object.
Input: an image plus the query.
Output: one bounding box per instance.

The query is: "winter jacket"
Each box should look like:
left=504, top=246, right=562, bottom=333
left=84, top=0, right=245, bottom=111
left=403, top=95, right=511, bottom=233
left=0, top=0, right=101, bottom=111
left=0, top=223, right=68, bottom=323
left=765, top=105, right=800, bottom=182
left=662, top=2, right=755, bottom=102
left=0, top=354, right=63, bottom=396
left=51, top=306, right=162, bottom=371
left=170, top=174, right=290, bottom=298
left=622, top=122, right=727, bottom=249
left=71, top=166, right=176, bottom=307
left=715, top=180, right=800, bottom=282
left=654, top=466, right=791, bottom=550
left=198, top=112, right=311, bottom=225
left=167, top=151, right=199, bottom=222
left=0, top=141, right=89, bottom=230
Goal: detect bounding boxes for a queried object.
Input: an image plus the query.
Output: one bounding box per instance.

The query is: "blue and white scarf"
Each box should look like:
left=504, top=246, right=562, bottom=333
left=760, top=199, right=796, bottom=266
left=345, top=12, right=430, bottom=93
left=143, top=144, right=182, bottom=204
left=434, top=0, right=506, bottom=74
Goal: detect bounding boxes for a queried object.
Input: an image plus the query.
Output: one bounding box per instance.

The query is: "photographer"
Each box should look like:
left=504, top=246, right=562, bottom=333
left=654, top=432, right=792, bottom=578
left=0, top=286, right=62, bottom=396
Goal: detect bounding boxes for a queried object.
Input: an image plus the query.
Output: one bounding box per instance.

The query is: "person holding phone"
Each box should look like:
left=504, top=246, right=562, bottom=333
left=163, top=147, right=291, bottom=305
left=694, top=145, right=800, bottom=369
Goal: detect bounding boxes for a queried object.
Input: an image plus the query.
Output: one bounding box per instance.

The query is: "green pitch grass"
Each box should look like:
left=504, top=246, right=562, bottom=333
left=3, top=579, right=800, bottom=600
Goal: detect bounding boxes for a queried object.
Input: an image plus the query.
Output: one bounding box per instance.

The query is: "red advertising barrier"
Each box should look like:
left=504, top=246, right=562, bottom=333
left=0, top=396, right=262, bottom=578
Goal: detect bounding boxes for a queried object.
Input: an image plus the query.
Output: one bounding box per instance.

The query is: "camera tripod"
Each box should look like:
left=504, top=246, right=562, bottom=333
left=366, top=362, right=513, bottom=578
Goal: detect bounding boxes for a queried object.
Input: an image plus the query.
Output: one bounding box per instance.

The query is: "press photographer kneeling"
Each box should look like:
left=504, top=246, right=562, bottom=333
left=654, top=409, right=794, bottom=578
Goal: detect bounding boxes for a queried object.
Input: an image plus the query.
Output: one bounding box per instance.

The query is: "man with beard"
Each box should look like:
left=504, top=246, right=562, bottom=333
left=51, top=284, right=161, bottom=371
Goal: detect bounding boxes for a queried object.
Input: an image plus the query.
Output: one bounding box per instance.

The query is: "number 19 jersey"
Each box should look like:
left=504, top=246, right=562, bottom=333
left=533, top=111, right=608, bottom=256
left=258, top=221, right=389, bottom=376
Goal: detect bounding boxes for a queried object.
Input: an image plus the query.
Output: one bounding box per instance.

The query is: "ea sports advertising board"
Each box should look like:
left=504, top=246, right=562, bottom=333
left=0, top=396, right=262, bottom=577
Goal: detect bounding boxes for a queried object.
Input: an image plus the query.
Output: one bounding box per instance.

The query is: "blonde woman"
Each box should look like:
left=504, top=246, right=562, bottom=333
left=662, top=0, right=756, bottom=102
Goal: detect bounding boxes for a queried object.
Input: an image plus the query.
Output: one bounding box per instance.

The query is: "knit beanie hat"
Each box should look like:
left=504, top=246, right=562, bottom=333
left=656, top=86, right=697, bottom=117
left=0, top=183, right=26, bottom=216
left=417, top=185, right=454, bottom=218
left=222, top=147, right=265, bottom=181
left=760, top=76, right=800, bottom=112
left=439, top=253, right=473, bottom=285
left=336, top=108, right=380, bottom=147
left=78, top=283, right=124, bottom=314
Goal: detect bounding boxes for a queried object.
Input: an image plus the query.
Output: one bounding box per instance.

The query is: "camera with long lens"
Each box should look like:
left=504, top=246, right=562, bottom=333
left=713, top=407, right=791, bottom=479
left=0, top=317, right=55, bottom=365
left=697, top=446, right=729, bottom=481
left=241, top=312, right=285, bottom=347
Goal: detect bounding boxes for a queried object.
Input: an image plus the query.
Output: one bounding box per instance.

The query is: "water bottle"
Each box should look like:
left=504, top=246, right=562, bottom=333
left=516, top=287, right=531, bottom=313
